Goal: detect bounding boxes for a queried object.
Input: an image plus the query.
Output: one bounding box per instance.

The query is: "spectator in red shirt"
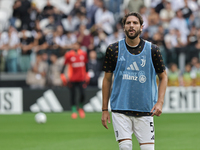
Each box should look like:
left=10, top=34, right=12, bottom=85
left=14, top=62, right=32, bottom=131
left=60, top=42, right=90, bottom=119
left=77, top=24, right=94, bottom=52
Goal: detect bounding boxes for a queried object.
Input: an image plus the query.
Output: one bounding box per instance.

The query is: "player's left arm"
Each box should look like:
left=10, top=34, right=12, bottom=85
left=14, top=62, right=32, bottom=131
left=60, top=52, right=69, bottom=86
left=151, top=70, right=168, bottom=116
left=151, top=44, right=168, bottom=116
left=84, top=52, right=90, bottom=85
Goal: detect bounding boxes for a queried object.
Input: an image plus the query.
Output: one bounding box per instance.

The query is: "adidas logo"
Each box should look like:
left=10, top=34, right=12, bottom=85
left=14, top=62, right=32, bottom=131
left=83, top=90, right=111, bottom=112
left=30, top=89, right=63, bottom=112
left=118, top=56, right=126, bottom=61
left=127, top=62, right=139, bottom=71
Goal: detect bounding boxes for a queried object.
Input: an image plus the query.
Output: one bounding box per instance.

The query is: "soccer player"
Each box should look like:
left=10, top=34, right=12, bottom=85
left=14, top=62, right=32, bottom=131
left=61, top=42, right=90, bottom=119
left=101, top=12, right=168, bottom=150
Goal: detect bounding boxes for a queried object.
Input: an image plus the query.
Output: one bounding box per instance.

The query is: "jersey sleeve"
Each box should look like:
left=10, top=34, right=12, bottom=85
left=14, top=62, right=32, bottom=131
left=102, top=43, right=118, bottom=73
left=64, top=52, right=70, bottom=65
left=151, top=44, right=166, bottom=74
left=84, top=51, right=88, bottom=63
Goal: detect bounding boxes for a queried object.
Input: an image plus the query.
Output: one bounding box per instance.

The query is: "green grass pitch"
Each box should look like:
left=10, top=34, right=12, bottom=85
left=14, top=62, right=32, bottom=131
left=0, top=112, right=199, bottom=150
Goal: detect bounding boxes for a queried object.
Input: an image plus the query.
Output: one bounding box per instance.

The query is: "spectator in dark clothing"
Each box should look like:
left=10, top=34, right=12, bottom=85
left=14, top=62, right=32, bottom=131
left=86, top=0, right=99, bottom=29
left=70, top=0, right=86, bottom=16
left=181, top=0, right=193, bottom=26
left=33, top=30, right=48, bottom=53
left=87, top=50, right=102, bottom=87
left=45, top=15, right=57, bottom=33
left=42, top=0, right=55, bottom=18
left=11, top=0, right=22, bottom=29
left=155, top=0, right=166, bottom=14
left=19, top=28, right=34, bottom=72
left=12, top=0, right=31, bottom=30
left=29, top=2, right=42, bottom=30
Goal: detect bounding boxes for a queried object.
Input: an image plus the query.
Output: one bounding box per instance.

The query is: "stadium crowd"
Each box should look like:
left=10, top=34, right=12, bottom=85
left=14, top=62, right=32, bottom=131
left=0, top=0, right=200, bottom=88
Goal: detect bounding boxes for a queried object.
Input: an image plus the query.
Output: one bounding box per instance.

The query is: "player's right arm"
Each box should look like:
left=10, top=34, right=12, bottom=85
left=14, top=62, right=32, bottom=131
left=60, top=52, right=69, bottom=86
left=101, top=72, right=113, bottom=129
left=101, top=42, right=117, bottom=129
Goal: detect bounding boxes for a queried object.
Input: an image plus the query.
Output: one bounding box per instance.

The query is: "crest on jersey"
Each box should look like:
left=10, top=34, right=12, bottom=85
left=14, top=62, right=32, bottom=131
left=141, top=56, right=146, bottom=67
left=71, top=56, right=76, bottom=62
left=138, top=71, right=146, bottom=83
left=80, top=55, right=84, bottom=60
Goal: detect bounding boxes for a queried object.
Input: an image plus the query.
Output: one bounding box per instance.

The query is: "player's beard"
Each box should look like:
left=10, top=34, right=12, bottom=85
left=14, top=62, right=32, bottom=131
left=125, top=28, right=141, bottom=40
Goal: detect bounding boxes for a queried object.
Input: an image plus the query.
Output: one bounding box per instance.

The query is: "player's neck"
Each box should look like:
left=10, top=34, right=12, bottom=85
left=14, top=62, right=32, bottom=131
left=74, top=49, right=78, bottom=53
left=125, top=36, right=140, bottom=47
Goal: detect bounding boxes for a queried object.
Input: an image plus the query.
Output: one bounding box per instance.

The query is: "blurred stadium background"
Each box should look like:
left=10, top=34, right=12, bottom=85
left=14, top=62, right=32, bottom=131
left=0, top=0, right=200, bottom=149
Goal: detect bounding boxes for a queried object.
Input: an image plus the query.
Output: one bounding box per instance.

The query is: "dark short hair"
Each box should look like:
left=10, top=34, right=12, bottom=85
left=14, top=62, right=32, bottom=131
left=122, top=12, right=144, bottom=27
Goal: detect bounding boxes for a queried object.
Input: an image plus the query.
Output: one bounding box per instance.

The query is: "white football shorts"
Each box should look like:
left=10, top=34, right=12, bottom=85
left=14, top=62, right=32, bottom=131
left=112, top=112, right=155, bottom=144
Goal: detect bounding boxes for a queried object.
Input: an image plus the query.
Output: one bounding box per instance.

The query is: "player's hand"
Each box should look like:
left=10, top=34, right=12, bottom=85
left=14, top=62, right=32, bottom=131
left=85, top=72, right=90, bottom=84
left=101, top=111, right=110, bottom=129
left=151, top=102, right=163, bottom=117
left=60, top=74, right=68, bottom=86
left=82, top=73, right=91, bottom=88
